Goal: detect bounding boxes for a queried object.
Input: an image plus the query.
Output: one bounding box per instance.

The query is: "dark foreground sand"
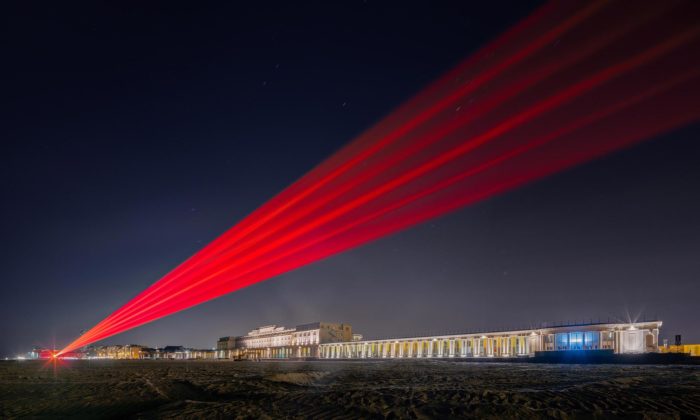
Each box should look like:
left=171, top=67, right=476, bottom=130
left=1, top=360, right=699, bottom=419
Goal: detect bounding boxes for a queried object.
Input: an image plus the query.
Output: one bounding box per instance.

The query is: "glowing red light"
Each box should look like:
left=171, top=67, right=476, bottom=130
left=58, top=1, right=700, bottom=355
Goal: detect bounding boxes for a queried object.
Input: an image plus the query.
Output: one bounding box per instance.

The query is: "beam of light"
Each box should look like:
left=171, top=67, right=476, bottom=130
left=79, top=17, right=699, bottom=342
left=70, top=69, right=700, bottom=347
left=59, top=0, right=580, bottom=348
left=77, top=1, right=604, bottom=339
left=58, top=1, right=700, bottom=354
left=63, top=1, right=633, bottom=344
left=70, top=55, right=700, bottom=348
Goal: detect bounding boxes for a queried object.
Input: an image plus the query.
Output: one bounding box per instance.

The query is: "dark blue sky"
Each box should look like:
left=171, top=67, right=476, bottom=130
left=2, top=1, right=699, bottom=357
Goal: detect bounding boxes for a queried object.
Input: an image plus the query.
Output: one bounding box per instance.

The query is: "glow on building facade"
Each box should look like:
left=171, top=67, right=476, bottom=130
left=320, top=321, right=661, bottom=359
left=217, top=322, right=353, bottom=359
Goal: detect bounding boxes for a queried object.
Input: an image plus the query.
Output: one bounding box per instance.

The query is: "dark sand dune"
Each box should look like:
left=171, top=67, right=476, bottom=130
left=1, top=360, right=698, bottom=418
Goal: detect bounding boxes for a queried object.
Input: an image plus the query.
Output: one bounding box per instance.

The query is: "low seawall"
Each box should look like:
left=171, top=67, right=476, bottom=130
left=532, top=349, right=699, bottom=365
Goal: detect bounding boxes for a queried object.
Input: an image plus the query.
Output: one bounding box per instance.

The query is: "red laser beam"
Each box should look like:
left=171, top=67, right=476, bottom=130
left=58, top=1, right=700, bottom=354
left=81, top=1, right=602, bottom=336
left=67, top=55, right=697, bottom=348
left=64, top=1, right=621, bottom=342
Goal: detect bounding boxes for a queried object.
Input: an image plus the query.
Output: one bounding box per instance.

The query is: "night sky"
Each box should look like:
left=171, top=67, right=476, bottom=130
left=2, top=1, right=699, bottom=357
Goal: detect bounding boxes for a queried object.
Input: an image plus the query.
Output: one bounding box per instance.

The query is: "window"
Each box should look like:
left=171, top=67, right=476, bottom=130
left=601, top=331, right=615, bottom=349
left=555, top=333, right=569, bottom=350
left=543, top=334, right=555, bottom=351
left=584, top=332, right=599, bottom=349
left=569, top=332, right=583, bottom=350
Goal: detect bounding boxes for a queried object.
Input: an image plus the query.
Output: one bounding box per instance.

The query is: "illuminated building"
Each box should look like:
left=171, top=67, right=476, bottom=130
left=81, top=345, right=214, bottom=360
left=217, top=322, right=352, bottom=359
left=152, top=346, right=212, bottom=359
left=87, top=345, right=149, bottom=359
left=660, top=344, right=700, bottom=357
left=320, top=321, right=662, bottom=359
left=216, top=336, right=237, bottom=359
left=189, top=349, right=217, bottom=359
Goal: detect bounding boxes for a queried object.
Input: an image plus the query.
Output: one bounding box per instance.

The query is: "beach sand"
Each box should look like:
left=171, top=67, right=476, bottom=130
left=1, top=360, right=699, bottom=418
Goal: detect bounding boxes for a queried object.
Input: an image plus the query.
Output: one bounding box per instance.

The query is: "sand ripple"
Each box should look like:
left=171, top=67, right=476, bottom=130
left=0, top=360, right=698, bottom=418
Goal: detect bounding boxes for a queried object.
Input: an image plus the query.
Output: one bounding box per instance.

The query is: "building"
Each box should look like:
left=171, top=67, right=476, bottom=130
left=320, top=320, right=662, bottom=359
left=660, top=344, right=700, bottom=357
left=89, top=345, right=148, bottom=359
left=189, top=349, right=217, bottom=359
left=82, top=345, right=214, bottom=360
left=151, top=346, right=189, bottom=359
left=216, top=336, right=237, bottom=359
left=217, top=322, right=352, bottom=359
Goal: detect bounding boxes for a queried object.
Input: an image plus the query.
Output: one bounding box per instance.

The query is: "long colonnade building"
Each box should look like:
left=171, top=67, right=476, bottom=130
left=320, top=320, right=661, bottom=359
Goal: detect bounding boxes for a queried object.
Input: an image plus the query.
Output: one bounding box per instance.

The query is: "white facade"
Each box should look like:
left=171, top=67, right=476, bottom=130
left=293, top=328, right=319, bottom=347
left=320, top=321, right=661, bottom=359
left=620, top=328, right=645, bottom=354
left=239, top=325, right=295, bottom=349
left=218, top=322, right=352, bottom=359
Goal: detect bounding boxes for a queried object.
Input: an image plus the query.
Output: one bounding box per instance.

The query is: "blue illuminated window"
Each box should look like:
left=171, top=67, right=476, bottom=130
left=584, top=332, right=599, bottom=349
left=555, top=333, right=569, bottom=350
left=570, top=332, right=583, bottom=350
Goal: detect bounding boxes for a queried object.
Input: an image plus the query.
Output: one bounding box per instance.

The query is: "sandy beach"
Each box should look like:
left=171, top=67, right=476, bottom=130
left=1, top=360, right=699, bottom=418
